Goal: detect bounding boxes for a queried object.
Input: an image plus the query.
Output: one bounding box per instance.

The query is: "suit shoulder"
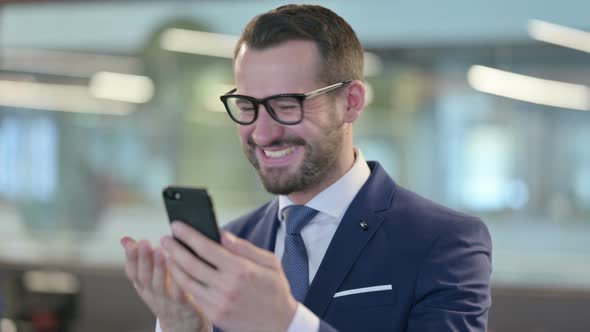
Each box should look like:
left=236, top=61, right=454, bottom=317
left=222, top=200, right=275, bottom=236
left=389, top=185, right=489, bottom=235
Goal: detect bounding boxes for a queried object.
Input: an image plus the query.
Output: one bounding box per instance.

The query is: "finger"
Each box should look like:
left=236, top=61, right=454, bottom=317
left=152, top=247, right=166, bottom=294
left=165, top=270, right=214, bottom=318
left=221, top=232, right=278, bottom=269
left=120, top=236, right=136, bottom=248
left=123, top=239, right=139, bottom=282
left=167, top=258, right=216, bottom=307
left=170, top=222, right=238, bottom=271
left=137, top=240, right=154, bottom=288
left=167, top=271, right=185, bottom=302
left=161, top=236, right=221, bottom=289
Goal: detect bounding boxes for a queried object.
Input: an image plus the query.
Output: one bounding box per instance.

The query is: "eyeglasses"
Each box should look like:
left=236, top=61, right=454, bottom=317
left=219, top=80, right=352, bottom=125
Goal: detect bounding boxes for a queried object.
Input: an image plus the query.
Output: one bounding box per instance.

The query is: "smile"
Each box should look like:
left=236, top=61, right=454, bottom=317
left=263, top=146, right=297, bottom=159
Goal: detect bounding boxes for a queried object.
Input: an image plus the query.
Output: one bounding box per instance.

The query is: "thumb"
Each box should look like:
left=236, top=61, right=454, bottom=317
left=221, top=231, right=278, bottom=269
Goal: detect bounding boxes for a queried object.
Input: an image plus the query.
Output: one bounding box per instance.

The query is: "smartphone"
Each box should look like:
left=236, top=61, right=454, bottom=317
left=162, top=186, right=221, bottom=256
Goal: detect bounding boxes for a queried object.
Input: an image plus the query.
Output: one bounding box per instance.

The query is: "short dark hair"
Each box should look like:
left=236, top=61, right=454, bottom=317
left=234, top=4, right=364, bottom=84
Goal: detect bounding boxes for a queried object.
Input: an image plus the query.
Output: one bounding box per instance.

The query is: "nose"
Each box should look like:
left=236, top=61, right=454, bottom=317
left=251, top=104, right=284, bottom=147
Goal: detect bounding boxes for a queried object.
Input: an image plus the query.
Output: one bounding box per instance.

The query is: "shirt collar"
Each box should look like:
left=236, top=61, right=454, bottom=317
left=278, top=148, right=371, bottom=221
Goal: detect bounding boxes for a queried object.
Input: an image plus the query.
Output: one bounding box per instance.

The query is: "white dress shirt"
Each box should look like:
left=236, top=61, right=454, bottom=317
left=276, top=149, right=370, bottom=332
left=156, top=149, right=370, bottom=332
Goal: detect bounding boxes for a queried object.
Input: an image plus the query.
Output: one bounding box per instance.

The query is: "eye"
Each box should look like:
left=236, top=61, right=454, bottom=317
left=273, top=98, right=300, bottom=111
left=277, top=105, right=298, bottom=110
left=235, top=100, right=255, bottom=111
left=239, top=106, right=256, bottom=112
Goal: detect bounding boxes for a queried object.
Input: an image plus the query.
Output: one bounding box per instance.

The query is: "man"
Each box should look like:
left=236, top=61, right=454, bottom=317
left=121, top=4, right=492, bottom=332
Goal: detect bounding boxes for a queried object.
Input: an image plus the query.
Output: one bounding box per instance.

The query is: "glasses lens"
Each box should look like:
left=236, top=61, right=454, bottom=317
left=225, top=97, right=256, bottom=124
left=267, top=97, right=302, bottom=124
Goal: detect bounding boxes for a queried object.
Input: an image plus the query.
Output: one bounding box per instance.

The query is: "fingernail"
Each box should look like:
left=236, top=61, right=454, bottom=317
left=121, top=236, right=134, bottom=247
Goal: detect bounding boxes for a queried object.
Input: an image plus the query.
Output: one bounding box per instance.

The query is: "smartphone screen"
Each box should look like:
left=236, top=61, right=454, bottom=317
left=162, top=186, right=221, bottom=246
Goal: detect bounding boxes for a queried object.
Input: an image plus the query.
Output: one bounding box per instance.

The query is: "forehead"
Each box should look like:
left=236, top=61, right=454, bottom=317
left=234, top=40, right=323, bottom=97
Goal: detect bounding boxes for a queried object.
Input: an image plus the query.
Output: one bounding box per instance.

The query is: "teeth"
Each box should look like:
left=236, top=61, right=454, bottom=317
left=263, top=147, right=296, bottom=158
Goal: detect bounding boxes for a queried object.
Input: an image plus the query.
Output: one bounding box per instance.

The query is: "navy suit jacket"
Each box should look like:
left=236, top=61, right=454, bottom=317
left=222, top=161, right=492, bottom=332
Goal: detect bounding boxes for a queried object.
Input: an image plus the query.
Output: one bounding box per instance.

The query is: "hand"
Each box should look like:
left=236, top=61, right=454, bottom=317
left=121, top=237, right=207, bottom=332
left=162, top=222, right=298, bottom=332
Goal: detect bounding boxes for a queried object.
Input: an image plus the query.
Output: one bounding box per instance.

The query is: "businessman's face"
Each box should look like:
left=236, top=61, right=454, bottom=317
left=234, top=40, right=347, bottom=197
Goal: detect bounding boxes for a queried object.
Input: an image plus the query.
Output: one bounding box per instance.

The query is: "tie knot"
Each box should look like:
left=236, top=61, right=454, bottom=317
left=282, top=205, right=318, bottom=235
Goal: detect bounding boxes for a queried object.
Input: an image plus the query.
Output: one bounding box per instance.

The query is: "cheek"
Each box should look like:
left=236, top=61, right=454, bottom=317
left=237, top=126, right=251, bottom=144
left=305, top=100, right=342, bottom=126
left=303, top=112, right=336, bottom=137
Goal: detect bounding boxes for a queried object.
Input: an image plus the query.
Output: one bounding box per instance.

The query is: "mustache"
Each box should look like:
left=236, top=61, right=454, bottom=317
left=247, top=136, right=306, bottom=149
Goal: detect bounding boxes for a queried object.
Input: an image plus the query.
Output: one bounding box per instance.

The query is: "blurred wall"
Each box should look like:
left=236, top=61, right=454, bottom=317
left=0, top=1, right=589, bottom=331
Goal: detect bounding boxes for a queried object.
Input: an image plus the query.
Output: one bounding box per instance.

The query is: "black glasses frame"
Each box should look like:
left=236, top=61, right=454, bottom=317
left=219, top=79, right=352, bottom=125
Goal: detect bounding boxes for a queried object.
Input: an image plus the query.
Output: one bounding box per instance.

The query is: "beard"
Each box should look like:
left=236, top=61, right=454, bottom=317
left=244, top=123, right=345, bottom=195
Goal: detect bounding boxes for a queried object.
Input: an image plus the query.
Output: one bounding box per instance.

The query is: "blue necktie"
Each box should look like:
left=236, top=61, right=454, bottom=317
left=281, top=205, right=319, bottom=302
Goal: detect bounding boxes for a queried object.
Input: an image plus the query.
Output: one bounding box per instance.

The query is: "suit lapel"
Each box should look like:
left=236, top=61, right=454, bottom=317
left=245, top=198, right=280, bottom=251
left=303, top=162, right=396, bottom=317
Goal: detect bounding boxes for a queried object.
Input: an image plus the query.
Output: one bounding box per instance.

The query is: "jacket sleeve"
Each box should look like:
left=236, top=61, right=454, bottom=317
left=406, top=217, right=493, bottom=332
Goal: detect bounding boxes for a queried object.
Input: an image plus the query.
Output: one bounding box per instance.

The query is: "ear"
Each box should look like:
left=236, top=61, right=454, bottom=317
left=342, top=80, right=366, bottom=123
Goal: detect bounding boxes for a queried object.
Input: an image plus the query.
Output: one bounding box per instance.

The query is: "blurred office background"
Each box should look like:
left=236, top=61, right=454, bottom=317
left=0, top=0, right=589, bottom=331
